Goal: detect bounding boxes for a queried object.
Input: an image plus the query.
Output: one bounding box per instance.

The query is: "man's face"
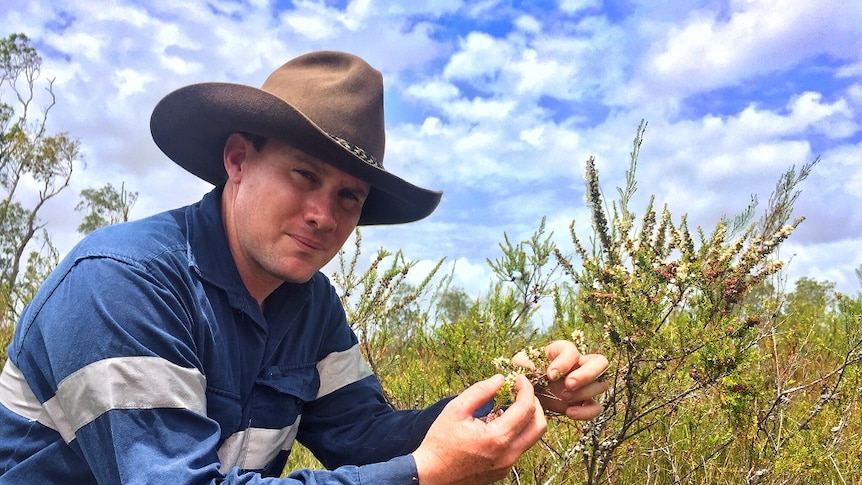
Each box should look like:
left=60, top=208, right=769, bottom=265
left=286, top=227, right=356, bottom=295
left=223, top=135, right=369, bottom=294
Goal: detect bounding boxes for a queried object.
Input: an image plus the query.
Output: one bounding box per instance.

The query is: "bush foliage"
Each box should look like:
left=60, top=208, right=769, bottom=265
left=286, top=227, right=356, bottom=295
left=297, top=122, right=862, bottom=484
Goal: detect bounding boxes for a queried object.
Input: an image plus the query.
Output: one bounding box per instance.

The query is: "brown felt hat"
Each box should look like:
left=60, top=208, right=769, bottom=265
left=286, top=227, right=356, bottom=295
left=150, top=51, right=441, bottom=225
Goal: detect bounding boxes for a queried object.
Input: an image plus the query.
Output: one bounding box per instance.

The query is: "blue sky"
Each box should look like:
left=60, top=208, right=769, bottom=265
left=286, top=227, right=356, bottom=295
left=3, top=0, right=861, bottom=304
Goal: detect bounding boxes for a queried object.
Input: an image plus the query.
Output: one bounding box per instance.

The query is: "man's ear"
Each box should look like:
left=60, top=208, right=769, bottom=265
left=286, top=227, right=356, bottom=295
left=223, top=133, right=249, bottom=181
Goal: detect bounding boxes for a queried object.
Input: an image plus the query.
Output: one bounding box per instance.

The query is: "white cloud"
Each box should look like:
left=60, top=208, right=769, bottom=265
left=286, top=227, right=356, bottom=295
left=281, top=8, right=338, bottom=40
left=445, top=257, right=494, bottom=297
left=818, top=140, right=862, bottom=196
left=463, top=0, right=502, bottom=18
left=113, top=68, right=156, bottom=99
left=848, top=84, right=862, bottom=108
left=405, top=81, right=460, bottom=105
left=93, top=1, right=149, bottom=27
left=639, top=91, right=857, bottom=182
left=443, top=32, right=511, bottom=82
left=56, top=31, right=104, bottom=61
left=3, top=0, right=861, bottom=299
left=631, top=0, right=862, bottom=103
left=513, top=15, right=542, bottom=34
left=441, top=29, right=601, bottom=101
left=559, top=0, right=602, bottom=14
left=519, top=126, right=546, bottom=148
left=276, top=0, right=386, bottom=40
left=160, top=55, right=204, bottom=76
left=508, top=48, right=573, bottom=97
left=446, top=97, right=518, bottom=123
left=837, top=62, right=862, bottom=78
left=781, top=239, right=862, bottom=295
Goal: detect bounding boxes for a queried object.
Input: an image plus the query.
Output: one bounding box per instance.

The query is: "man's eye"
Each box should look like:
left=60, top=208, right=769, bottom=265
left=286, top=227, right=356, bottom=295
left=295, top=169, right=316, bottom=182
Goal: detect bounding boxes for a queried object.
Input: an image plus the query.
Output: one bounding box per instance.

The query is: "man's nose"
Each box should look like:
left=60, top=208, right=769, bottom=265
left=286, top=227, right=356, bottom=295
left=304, top=191, right=338, bottom=231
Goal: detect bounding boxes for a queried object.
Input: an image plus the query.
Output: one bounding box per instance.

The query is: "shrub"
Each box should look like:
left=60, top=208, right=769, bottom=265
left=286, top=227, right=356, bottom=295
left=316, top=122, right=862, bottom=484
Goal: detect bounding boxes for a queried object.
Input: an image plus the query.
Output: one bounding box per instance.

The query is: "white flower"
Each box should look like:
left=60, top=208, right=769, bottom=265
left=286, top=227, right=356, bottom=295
left=570, top=329, right=587, bottom=351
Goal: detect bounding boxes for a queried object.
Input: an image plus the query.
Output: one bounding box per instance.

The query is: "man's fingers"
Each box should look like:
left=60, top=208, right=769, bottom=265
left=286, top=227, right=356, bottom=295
left=493, top=374, right=543, bottom=426
left=564, top=398, right=604, bottom=421
left=495, top=375, right=546, bottom=445
left=510, top=350, right=537, bottom=370
left=545, top=340, right=579, bottom=361
left=453, top=374, right=505, bottom=418
left=545, top=340, right=582, bottom=381
left=560, top=380, right=610, bottom=403
left=562, top=353, right=609, bottom=389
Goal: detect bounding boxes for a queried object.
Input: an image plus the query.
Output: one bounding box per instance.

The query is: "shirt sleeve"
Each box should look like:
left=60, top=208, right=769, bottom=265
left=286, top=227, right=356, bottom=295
left=2, top=256, right=422, bottom=485
left=298, top=377, right=452, bottom=469
left=290, top=277, right=452, bottom=470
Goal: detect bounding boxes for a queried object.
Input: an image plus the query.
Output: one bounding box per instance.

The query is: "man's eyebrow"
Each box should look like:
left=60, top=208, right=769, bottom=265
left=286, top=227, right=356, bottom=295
left=290, top=152, right=324, bottom=169
left=294, top=152, right=370, bottom=197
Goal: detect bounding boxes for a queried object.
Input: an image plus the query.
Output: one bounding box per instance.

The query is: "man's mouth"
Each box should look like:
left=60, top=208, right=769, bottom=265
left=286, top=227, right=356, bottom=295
left=291, top=234, right=324, bottom=252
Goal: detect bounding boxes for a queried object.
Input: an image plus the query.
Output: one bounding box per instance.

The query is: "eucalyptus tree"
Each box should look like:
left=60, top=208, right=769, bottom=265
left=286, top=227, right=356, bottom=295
left=1, top=33, right=81, bottom=329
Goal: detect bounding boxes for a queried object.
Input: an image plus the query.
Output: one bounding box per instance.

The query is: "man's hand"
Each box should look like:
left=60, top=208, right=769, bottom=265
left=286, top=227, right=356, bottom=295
left=513, top=340, right=609, bottom=420
left=412, top=374, right=546, bottom=485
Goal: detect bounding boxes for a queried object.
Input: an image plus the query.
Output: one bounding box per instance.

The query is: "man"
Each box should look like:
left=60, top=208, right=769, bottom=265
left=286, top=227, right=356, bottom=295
left=0, top=51, right=608, bottom=484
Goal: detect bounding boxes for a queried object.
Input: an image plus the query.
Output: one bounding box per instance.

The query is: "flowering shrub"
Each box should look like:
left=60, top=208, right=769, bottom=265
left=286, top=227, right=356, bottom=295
left=288, top=122, right=862, bottom=483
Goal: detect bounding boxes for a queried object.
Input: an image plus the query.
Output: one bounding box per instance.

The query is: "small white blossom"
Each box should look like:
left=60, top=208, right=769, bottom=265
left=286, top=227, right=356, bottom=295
left=570, top=329, right=587, bottom=351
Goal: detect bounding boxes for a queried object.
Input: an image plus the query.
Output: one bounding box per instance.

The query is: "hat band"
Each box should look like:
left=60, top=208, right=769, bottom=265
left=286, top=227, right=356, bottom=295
left=328, top=134, right=382, bottom=169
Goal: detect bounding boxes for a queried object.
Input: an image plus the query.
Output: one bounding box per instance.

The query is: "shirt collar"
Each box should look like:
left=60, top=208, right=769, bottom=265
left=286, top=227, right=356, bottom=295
left=185, top=185, right=246, bottom=295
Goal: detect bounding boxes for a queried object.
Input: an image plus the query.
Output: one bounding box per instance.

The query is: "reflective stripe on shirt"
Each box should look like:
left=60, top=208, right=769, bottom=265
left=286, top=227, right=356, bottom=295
left=316, top=344, right=373, bottom=399
left=0, top=359, right=73, bottom=440
left=218, top=415, right=301, bottom=473
left=0, top=356, right=206, bottom=442
left=215, top=344, right=371, bottom=472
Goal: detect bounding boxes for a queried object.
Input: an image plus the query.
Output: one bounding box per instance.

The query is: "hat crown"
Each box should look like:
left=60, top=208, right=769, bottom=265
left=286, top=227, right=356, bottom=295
left=261, top=51, right=385, bottom=167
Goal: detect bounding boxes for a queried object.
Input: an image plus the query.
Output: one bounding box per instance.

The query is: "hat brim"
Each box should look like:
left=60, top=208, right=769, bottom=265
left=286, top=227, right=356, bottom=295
left=150, top=82, right=441, bottom=225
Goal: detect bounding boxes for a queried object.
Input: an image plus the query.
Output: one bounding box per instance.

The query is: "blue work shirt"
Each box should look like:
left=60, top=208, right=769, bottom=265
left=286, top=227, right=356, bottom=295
left=0, top=186, right=447, bottom=483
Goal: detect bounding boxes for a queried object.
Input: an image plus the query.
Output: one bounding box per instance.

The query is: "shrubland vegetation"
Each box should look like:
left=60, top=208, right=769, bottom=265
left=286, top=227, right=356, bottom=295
left=2, top=33, right=860, bottom=484
left=299, top=122, right=862, bottom=484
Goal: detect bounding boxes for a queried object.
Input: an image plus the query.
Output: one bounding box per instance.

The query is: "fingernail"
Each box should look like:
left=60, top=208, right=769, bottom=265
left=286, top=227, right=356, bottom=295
left=548, top=368, right=562, bottom=381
